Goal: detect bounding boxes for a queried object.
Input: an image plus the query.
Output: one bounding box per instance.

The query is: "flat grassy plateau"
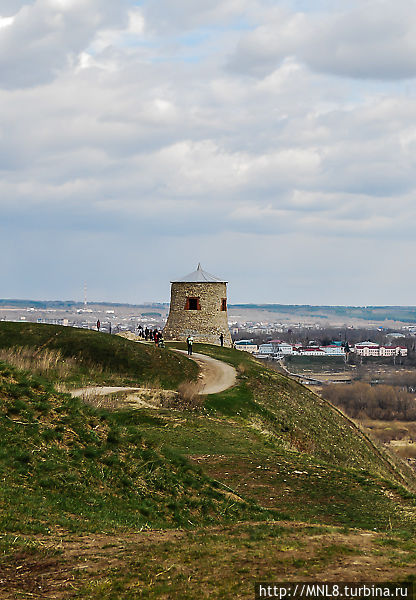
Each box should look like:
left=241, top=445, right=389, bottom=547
left=0, top=324, right=415, bottom=599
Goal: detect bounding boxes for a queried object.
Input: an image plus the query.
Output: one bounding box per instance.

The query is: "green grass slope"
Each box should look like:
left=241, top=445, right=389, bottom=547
left=1, top=332, right=416, bottom=597
left=0, top=361, right=268, bottom=534
left=171, top=343, right=414, bottom=479
left=162, top=343, right=416, bottom=531
left=0, top=322, right=197, bottom=388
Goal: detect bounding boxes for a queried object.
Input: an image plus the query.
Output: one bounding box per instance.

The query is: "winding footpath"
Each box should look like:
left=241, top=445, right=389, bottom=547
left=70, top=350, right=236, bottom=399
left=174, top=350, right=236, bottom=395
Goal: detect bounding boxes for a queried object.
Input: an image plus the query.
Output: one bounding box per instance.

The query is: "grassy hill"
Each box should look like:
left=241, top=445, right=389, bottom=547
left=151, top=343, right=416, bottom=528
left=0, top=322, right=197, bottom=388
left=0, top=362, right=266, bottom=536
left=1, top=324, right=416, bottom=598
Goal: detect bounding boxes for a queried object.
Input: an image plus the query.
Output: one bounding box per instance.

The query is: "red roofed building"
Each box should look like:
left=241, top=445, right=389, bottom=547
left=354, top=342, right=407, bottom=357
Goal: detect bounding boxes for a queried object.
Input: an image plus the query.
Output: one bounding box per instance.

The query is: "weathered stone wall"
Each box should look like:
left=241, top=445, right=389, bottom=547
left=163, top=282, right=232, bottom=346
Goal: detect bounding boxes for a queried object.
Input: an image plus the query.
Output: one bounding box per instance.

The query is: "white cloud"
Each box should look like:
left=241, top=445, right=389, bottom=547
left=228, top=1, right=416, bottom=80
left=127, top=8, right=145, bottom=35
left=0, top=16, right=14, bottom=28
left=0, top=0, right=130, bottom=88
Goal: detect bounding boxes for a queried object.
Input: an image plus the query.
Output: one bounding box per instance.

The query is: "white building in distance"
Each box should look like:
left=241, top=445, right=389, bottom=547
left=258, top=341, right=293, bottom=356
left=235, top=340, right=259, bottom=353
left=320, top=345, right=345, bottom=356
left=257, top=341, right=346, bottom=358
left=353, top=342, right=407, bottom=357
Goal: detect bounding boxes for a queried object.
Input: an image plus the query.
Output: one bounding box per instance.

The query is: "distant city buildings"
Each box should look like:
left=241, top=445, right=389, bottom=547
left=255, top=341, right=345, bottom=358
left=0, top=302, right=413, bottom=361
left=235, top=338, right=408, bottom=359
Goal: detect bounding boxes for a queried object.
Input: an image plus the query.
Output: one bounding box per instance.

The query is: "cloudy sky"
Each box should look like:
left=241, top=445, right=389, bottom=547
left=1, top=0, right=416, bottom=305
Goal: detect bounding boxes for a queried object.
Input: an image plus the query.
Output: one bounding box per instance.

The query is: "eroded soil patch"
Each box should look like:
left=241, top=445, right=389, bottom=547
left=1, top=523, right=415, bottom=599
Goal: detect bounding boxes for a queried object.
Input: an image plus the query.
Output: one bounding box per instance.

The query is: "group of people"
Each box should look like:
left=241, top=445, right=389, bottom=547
left=137, top=326, right=164, bottom=347
left=153, top=330, right=164, bottom=347
left=135, top=327, right=226, bottom=352
left=96, top=321, right=224, bottom=350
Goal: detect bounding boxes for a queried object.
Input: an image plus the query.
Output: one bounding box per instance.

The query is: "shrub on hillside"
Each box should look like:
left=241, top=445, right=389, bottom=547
left=175, top=381, right=204, bottom=410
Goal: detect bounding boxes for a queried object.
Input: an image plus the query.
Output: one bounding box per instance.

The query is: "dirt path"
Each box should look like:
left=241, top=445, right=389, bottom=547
left=70, top=351, right=236, bottom=399
left=71, top=386, right=145, bottom=398
left=174, top=350, right=237, bottom=395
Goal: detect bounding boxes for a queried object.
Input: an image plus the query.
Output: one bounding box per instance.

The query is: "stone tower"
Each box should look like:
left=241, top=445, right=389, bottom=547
left=163, top=264, right=232, bottom=347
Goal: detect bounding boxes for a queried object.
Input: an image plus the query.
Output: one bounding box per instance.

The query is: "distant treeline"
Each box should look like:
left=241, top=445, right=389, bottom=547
left=0, top=299, right=77, bottom=309
left=2, top=299, right=416, bottom=323
left=230, top=304, right=416, bottom=323
left=0, top=299, right=168, bottom=309
left=322, top=382, right=416, bottom=421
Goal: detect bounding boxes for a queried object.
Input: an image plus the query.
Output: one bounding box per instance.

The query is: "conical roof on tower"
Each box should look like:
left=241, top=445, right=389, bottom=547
left=171, top=263, right=227, bottom=283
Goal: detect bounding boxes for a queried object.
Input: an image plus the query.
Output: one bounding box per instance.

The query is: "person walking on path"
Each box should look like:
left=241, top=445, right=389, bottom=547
left=154, top=330, right=159, bottom=346
left=186, top=335, right=193, bottom=356
left=220, top=333, right=224, bottom=347
left=97, top=319, right=101, bottom=331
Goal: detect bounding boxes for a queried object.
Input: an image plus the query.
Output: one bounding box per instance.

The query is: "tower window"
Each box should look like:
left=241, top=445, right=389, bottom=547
left=185, top=297, right=200, bottom=310
left=221, top=298, right=227, bottom=311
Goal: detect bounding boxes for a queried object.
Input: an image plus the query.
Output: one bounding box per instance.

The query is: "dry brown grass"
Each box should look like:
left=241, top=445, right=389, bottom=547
left=82, top=389, right=179, bottom=411
left=0, top=346, right=77, bottom=379
left=141, top=378, right=162, bottom=390
left=364, top=420, right=416, bottom=443
left=175, top=381, right=204, bottom=410
left=237, top=363, right=247, bottom=375
left=80, top=393, right=124, bottom=411
left=361, top=419, right=416, bottom=462
left=394, top=444, right=416, bottom=459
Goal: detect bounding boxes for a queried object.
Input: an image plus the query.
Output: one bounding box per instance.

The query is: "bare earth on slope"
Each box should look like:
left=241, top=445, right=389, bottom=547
left=1, top=524, right=415, bottom=600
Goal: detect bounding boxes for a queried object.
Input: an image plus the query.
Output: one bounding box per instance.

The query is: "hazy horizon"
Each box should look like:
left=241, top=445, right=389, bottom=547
left=2, top=297, right=416, bottom=311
